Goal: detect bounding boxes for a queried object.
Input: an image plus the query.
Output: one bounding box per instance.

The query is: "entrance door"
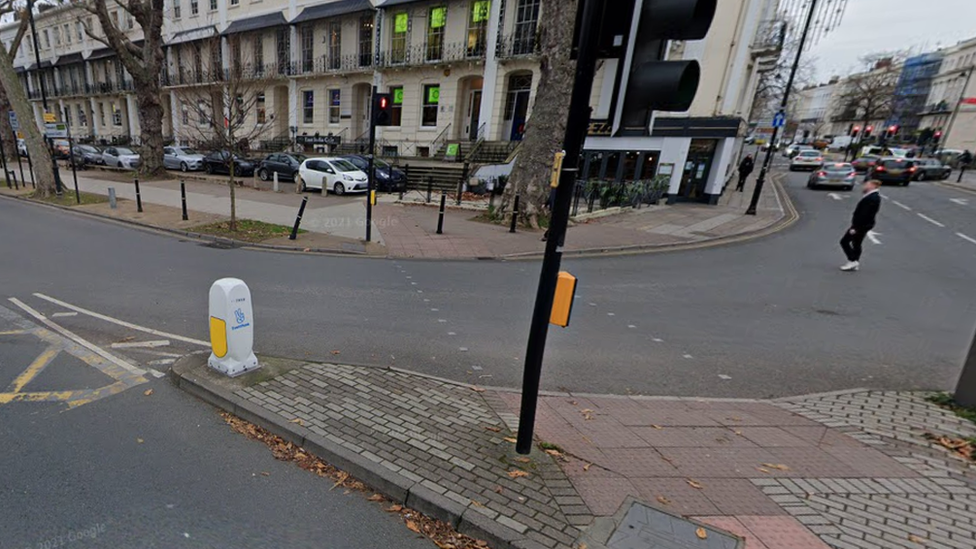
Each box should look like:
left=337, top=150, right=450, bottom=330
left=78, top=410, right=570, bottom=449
left=502, top=73, right=533, bottom=141
left=678, top=139, right=717, bottom=202
left=467, top=90, right=482, bottom=141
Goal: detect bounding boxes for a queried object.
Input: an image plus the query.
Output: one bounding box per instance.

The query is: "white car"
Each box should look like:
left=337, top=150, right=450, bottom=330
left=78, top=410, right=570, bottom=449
left=297, top=157, right=369, bottom=195
left=789, top=149, right=823, bottom=171
left=101, top=146, right=142, bottom=169
left=163, top=145, right=205, bottom=172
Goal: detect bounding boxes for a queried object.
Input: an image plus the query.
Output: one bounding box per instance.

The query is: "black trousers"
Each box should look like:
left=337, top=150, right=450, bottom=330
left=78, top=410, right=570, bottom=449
left=840, top=227, right=868, bottom=261
left=736, top=173, right=749, bottom=191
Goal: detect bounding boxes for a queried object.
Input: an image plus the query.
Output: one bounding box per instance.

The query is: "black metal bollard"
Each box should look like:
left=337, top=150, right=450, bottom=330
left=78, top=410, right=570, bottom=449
left=510, top=195, right=519, bottom=233
left=180, top=180, right=188, bottom=221
left=5, top=170, right=10, bottom=189
left=436, top=193, right=446, bottom=234
left=11, top=170, right=18, bottom=190
left=426, top=176, right=433, bottom=203
left=289, top=196, right=308, bottom=240
left=134, top=177, right=143, bottom=213
left=457, top=162, right=469, bottom=206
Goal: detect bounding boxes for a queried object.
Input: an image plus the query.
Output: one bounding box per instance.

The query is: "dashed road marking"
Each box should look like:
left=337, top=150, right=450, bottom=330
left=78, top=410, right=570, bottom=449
left=917, top=213, right=945, bottom=227
left=51, top=312, right=78, bottom=318
left=718, top=374, right=732, bottom=380
left=110, top=340, right=171, bottom=349
left=652, top=338, right=663, bottom=343
left=628, top=325, right=636, bottom=329
left=892, top=200, right=911, bottom=211
left=957, top=232, right=976, bottom=245
left=682, top=354, right=694, bottom=359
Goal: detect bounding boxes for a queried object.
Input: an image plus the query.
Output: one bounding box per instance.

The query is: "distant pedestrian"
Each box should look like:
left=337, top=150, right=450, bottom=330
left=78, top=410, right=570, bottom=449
left=736, top=154, right=755, bottom=192
left=840, top=179, right=882, bottom=272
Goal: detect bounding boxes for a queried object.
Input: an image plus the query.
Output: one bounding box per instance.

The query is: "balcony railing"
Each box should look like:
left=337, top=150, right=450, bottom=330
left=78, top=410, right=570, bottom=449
left=292, top=53, right=372, bottom=76
left=378, top=41, right=484, bottom=68
left=497, top=30, right=539, bottom=59
left=31, top=80, right=132, bottom=99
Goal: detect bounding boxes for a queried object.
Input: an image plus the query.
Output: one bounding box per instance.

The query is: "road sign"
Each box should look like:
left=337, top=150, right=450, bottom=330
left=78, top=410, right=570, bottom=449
left=43, top=111, right=56, bottom=123
left=8, top=111, right=18, bottom=130
left=772, top=111, right=786, bottom=128
left=44, top=122, right=68, bottom=138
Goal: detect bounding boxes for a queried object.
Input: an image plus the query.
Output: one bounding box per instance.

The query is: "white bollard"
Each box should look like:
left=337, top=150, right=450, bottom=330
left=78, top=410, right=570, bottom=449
left=273, top=171, right=279, bottom=193
left=208, top=278, right=259, bottom=377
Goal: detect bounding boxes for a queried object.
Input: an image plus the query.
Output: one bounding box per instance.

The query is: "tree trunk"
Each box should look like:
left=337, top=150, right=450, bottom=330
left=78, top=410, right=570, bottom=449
left=0, top=48, right=55, bottom=195
left=0, top=82, right=18, bottom=163
left=228, top=153, right=237, bottom=231
left=499, top=0, right=578, bottom=229
left=136, top=87, right=166, bottom=176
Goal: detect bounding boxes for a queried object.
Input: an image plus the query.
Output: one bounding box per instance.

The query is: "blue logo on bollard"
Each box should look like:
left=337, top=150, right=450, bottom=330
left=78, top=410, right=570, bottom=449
left=234, top=308, right=246, bottom=324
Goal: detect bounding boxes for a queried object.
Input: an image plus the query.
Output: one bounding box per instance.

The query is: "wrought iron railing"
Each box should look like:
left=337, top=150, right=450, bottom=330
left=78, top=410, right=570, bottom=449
left=378, top=41, right=485, bottom=68
left=496, top=30, right=539, bottom=58
left=570, top=177, right=670, bottom=217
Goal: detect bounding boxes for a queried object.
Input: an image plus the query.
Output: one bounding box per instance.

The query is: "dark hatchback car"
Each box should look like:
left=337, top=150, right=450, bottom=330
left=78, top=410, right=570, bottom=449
left=203, top=150, right=255, bottom=176
left=70, top=144, right=102, bottom=167
left=869, top=158, right=916, bottom=186
left=341, top=154, right=407, bottom=192
left=851, top=155, right=880, bottom=173
left=257, top=153, right=306, bottom=182
left=911, top=158, right=951, bottom=181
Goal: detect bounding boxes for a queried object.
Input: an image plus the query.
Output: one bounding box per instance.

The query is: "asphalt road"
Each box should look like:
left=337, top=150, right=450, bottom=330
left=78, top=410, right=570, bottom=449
left=1, top=167, right=975, bottom=401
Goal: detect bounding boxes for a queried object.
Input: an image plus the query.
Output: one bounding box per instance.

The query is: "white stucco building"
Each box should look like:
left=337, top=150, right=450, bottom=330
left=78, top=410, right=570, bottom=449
left=920, top=36, right=976, bottom=151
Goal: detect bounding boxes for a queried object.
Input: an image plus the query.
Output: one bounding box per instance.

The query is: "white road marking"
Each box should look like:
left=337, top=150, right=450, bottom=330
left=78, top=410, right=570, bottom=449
left=628, top=325, right=636, bottom=329
left=471, top=365, right=483, bottom=371
left=447, top=332, right=456, bottom=336
left=51, top=312, right=78, bottom=318
left=682, top=354, right=694, bottom=359
left=718, top=374, right=732, bottom=380
left=892, top=200, right=911, bottom=211
left=607, top=313, right=615, bottom=316
left=111, top=340, right=171, bottom=349
left=459, top=348, right=468, bottom=352
left=867, top=230, right=882, bottom=245
left=148, top=358, right=177, bottom=366
left=431, top=308, right=439, bottom=312
left=950, top=198, right=969, bottom=205
left=32, top=293, right=208, bottom=347
left=146, top=369, right=167, bottom=378
left=828, top=193, right=844, bottom=201
left=8, top=298, right=146, bottom=377
left=438, top=319, right=447, bottom=323
left=411, top=282, right=417, bottom=285
left=652, top=338, right=663, bottom=343
left=588, top=303, right=597, bottom=307
left=957, top=232, right=976, bottom=245
left=917, top=213, right=945, bottom=227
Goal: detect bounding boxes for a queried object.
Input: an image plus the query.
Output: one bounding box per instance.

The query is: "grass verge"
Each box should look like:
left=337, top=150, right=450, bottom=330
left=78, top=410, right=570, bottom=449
left=190, top=219, right=303, bottom=243
left=31, top=190, right=108, bottom=206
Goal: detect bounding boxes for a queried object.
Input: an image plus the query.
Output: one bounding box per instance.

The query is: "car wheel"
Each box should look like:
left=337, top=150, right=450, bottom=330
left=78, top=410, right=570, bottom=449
left=296, top=175, right=306, bottom=192
left=117, top=161, right=123, bottom=168
left=334, top=183, right=346, bottom=196
left=180, top=161, right=189, bottom=172
left=205, top=164, right=212, bottom=175
left=258, top=168, right=269, bottom=181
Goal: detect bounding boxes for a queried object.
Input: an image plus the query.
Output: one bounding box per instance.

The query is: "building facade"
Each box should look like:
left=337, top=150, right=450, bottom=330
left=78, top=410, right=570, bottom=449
left=919, top=37, right=976, bottom=151
left=889, top=52, right=942, bottom=139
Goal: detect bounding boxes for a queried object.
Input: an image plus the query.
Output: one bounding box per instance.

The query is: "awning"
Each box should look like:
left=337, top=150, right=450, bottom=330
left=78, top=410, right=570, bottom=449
left=169, top=26, right=217, bottom=45
left=376, top=0, right=423, bottom=6
left=87, top=47, right=115, bottom=60
left=26, top=59, right=53, bottom=71
left=292, top=0, right=372, bottom=24
left=14, top=65, right=26, bottom=74
left=221, top=12, right=287, bottom=35
left=55, top=52, right=84, bottom=66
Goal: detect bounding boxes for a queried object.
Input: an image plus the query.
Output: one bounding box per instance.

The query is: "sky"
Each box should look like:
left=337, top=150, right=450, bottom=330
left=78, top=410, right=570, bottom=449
left=806, top=0, right=975, bottom=80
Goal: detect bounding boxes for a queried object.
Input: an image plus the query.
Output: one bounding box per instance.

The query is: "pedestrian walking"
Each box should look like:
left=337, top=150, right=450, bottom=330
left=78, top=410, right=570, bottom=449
left=840, top=179, right=882, bottom=272
left=736, top=154, right=754, bottom=192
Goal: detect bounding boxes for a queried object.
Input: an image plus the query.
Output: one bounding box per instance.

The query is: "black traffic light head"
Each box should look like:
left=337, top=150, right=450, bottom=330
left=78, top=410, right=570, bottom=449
left=373, top=93, right=393, bottom=127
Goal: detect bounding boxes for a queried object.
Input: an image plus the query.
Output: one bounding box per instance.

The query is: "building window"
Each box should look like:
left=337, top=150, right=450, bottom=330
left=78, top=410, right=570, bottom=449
left=190, top=0, right=198, bottom=16
left=422, top=84, right=439, bottom=127
left=77, top=21, right=84, bottom=41
left=256, top=93, right=266, bottom=124
left=198, top=100, right=207, bottom=125
left=181, top=103, right=189, bottom=125
left=77, top=104, right=87, bottom=127
left=111, top=10, right=120, bottom=28
left=303, top=90, right=314, bottom=124
left=391, top=12, right=407, bottom=64
left=126, top=12, right=134, bottom=29
left=329, top=89, right=340, bottom=124
left=389, top=86, right=403, bottom=126
left=231, top=0, right=239, bottom=5
left=513, top=0, right=539, bottom=55
left=193, top=46, right=202, bottom=81
left=358, top=15, right=373, bottom=67
left=43, top=29, right=50, bottom=49
left=328, top=22, right=341, bottom=70
left=209, top=0, right=217, bottom=11
left=112, top=103, right=122, bottom=126
left=253, top=35, right=264, bottom=74
left=27, top=35, right=32, bottom=52
left=64, top=24, right=71, bottom=45
left=64, top=106, right=72, bottom=127
left=115, top=60, right=125, bottom=86
left=231, top=37, right=242, bottom=78
left=54, top=27, right=61, bottom=47
left=174, top=0, right=181, bottom=18
left=98, top=102, right=105, bottom=126
left=276, top=27, right=290, bottom=75
left=211, top=41, right=222, bottom=80
left=235, top=94, right=244, bottom=124
left=300, top=25, right=313, bottom=73
left=467, top=1, right=490, bottom=58
left=426, top=6, right=446, bottom=61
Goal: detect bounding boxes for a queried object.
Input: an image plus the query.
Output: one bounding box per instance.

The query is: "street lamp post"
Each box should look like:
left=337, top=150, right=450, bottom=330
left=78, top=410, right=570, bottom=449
left=26, top=0, right=63, bottom=195
left=746, top=0, right=818, bottom=215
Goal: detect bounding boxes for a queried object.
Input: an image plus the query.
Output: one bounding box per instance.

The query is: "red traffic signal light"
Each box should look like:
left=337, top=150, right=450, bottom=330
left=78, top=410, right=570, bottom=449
left=888, top=125, right=898, bottom=133
left=935, top=130, right=943, bottom=138
left=853, top=125, right=861, bottom=131
left=372, top=93, right=393, bottom=127
left=866, top=125, right=873, bottom=132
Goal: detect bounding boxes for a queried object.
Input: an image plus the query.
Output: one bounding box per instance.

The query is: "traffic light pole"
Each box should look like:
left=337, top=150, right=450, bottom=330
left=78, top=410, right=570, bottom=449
left=515, top=0, right=603, bottom=455
left=746, top=0, right=817, bottom=216
left=366, top=85, right=376, bottom=243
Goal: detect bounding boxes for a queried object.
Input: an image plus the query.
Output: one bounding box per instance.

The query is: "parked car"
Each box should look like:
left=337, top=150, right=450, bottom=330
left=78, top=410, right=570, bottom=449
left=163, top=146, right=205, bottom=172
left=17, top=138, right=27, bottom=157
left=202, top=150, right=255, bottom=176
left=52, top=139, right=71, bottom=159
left=257, top=153, right=307, bottom=182
left=296, top=157, right=369, bottom=195
left=789, top=149, right=824, bottom=171
left=935, top=149, right=966, bottom=168
left=70, top=144, right=102, bottom=167
left=911, top=158, right=952, bottom=181
left=851, top=155, right=880, bottom=173
left=868, top=158, right=916, bottom=186
left=101, top=146, right=142, bottom=169
left=341, top=154, right=408, bottom=192
left=807, top=163, right=856, bottom=190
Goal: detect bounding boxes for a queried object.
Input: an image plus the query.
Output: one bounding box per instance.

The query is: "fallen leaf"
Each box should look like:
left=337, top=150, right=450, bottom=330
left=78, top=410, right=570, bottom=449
left=484, top=426, right=501, bottom=433
left=290, top=418, right=305, bottom=426
left=581, top=408, right=593, bottom=414
left=406, top=520, right=421, bottom=534
left=476, top=541, right=488, bottom=547
left=503, top=437, right=517, bottom=444
left=470, top=386, right=486, bottom=393
left=136, top=438, right=144, bottom=444
left=330, top=350, right=341, bottom=355
left=515, top=457, right=531, bottom=463
left=727, top=416, right=743, bottom=422
left=651, top=424, right=664, bottom=430
left=757, top=467, right=770, bottom=474
left=695, top=527, right=707, bottom=540
left=761, top=463, right=790, bottom=471
left=578, top=544, right=588, bottom=549
left=303, top=248, right=311, bottom=252
left=583, top=463, right=592, bottom=472
left=687, top=479, right=703, bottom=490
left=470, top=500, right=484, bottom=507
left=331, top=471, right=349, bottom=490
left=656, top=496, right=671, bottom=505
left=261, top=471, right=270, bottom=477
left=508, top=470, right=529, bottom=478
left=143, top=388, right=153, bottom=396
left=734, top=430, right=743, bottom=436
left=908, top=534, right=924, bottom=543
left=368, top=494, right=385, bottom=502
left=385, top=505, right=403, bottom=512
left=493, top=486, right=503, bottom=494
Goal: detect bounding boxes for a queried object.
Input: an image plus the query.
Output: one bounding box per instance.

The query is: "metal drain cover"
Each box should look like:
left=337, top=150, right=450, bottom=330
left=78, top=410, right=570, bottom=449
left=606, top=502, right=741, bottom=549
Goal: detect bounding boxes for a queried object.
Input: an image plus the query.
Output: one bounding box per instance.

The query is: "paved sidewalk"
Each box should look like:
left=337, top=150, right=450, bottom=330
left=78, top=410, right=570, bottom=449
left=174, top=352, right=976, bottom=549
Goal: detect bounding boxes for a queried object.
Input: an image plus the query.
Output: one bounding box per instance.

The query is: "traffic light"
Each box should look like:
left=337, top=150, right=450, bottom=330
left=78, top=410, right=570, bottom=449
left=372, top=93, right=393, bottom=126
left=851, top=125, right=861, bottom=137
left=934, top=130, right=943, bottom=143
left=617, top=0, right=717, bottom=135
left=864, top=125, right=873, bottom=138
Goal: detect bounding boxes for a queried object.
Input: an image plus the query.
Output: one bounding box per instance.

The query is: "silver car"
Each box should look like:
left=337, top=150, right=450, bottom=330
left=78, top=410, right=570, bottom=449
left=101, top=146, right=141, bottom=169
left=807, top=162, right=856, bottom=190
left=164, top=146, right=205, bottom=172
left=789, top=149, right=824, bottom=171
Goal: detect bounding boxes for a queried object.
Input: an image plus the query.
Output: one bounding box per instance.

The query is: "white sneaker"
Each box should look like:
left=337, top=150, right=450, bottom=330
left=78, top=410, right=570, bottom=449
left=840, top=261, right=859, bottom=271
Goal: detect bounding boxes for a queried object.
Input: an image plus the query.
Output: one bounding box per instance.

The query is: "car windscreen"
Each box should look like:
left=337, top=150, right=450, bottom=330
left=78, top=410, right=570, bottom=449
left=116, top=148, right=135, bottom=155
left=330, top=159, right=359, bottom=172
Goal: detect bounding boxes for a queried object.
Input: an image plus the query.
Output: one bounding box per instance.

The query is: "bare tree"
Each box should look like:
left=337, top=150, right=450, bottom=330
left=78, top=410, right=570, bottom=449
left=0, top=4, right=59, bottom=195
left=171, top=36, right=275, bottom=231
left=80, top=0, right=166, bottom=175
left=749, top=37, right=817, bottom=126
left=498, top=0, right=577, bottom=229
left=832, top=54, right=902, bottom=136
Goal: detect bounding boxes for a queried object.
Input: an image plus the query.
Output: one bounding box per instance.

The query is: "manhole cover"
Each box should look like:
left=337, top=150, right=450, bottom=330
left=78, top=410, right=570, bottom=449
left=607, top=502, right=741, bottom=549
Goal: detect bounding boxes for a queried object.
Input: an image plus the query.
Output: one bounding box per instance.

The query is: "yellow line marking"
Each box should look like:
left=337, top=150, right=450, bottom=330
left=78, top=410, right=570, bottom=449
left=0, top=329, right=28, bottom=335
left=0, top=390, right=79, bottom=404
left=6, top=347, right=59, bottom=393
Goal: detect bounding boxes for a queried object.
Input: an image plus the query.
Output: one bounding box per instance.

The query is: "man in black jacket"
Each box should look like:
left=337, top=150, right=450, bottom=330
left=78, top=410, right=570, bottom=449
left=840, top=179, right=881, bottom=271
left=736, top=154, right=755, bottom=192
